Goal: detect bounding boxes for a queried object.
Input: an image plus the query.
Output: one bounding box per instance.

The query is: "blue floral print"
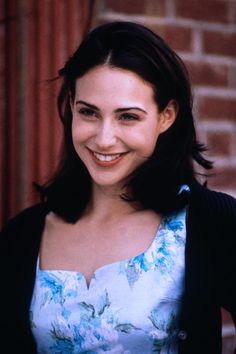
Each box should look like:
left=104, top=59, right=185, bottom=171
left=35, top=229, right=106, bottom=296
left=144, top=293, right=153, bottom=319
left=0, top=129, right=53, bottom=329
left=30, top=207, right=187, bottom=353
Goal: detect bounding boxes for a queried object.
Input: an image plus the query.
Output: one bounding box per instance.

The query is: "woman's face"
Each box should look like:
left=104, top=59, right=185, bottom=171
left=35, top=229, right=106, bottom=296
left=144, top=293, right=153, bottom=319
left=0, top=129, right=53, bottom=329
left=71, top=65, right=176, bottom=190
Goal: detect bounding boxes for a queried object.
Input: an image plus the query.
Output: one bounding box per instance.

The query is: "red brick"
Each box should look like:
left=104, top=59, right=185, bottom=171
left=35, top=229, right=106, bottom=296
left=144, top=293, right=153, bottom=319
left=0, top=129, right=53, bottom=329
left=208, top=166, right=236, bottom=190
left=150, top=24, right=193, bottom=52
left=206, top=131, right=232, bottom=156
left=203, top=31, right=236, bottom=57
left=185, top=60, right=228, bottom=87
left=229, top=66, right=236, bottom=89
left=105, top=0, right=166, bottom=16
left=175, top=0, right=229, bottom=23
left=198, top=96, right=236, bottom=120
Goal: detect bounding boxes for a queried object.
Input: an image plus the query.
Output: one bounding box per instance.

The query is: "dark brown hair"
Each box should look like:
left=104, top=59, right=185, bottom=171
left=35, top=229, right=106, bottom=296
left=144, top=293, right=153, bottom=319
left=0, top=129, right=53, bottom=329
left=40, top=21, right=212, bottom=222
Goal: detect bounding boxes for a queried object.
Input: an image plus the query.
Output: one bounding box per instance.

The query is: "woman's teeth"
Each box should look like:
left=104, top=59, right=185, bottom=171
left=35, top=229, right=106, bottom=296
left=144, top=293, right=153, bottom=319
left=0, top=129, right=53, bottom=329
left=93, top=152, right=121, bottom=162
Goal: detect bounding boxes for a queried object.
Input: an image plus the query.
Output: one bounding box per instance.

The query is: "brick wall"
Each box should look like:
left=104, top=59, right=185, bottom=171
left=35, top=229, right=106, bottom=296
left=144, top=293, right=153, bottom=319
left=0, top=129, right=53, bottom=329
left=93, top=1, right=236, bottom=352
left=94, top=0, right=236, bottom=198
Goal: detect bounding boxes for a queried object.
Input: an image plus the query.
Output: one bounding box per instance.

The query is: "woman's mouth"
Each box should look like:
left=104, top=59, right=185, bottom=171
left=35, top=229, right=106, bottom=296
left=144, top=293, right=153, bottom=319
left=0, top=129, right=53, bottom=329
left=88, top=149, right=127, bottom=166
left=94, top=152, right=121, bottom=162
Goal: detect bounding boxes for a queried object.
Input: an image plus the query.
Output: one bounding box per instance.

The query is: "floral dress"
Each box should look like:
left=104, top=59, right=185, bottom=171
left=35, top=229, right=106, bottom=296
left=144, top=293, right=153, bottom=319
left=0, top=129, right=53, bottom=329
left=30, top=207, right=187, bottom=353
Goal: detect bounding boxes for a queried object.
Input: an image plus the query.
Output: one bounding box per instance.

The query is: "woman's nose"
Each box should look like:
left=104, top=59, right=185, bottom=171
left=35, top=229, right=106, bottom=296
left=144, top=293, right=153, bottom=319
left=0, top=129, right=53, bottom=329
left=94, top=120, right=117, bottom=149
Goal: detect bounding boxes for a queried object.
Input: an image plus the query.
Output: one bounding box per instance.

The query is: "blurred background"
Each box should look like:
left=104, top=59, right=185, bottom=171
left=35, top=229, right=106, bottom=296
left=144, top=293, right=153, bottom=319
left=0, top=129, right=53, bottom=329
left=1, top=0, right=236, bottom=351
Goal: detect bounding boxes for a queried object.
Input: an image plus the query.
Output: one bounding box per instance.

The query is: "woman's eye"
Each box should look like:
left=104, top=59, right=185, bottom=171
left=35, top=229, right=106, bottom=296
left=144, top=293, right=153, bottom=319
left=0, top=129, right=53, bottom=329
left=78, top=108, right=97, bottom=117
left=120, top=113, right=139, bottom=121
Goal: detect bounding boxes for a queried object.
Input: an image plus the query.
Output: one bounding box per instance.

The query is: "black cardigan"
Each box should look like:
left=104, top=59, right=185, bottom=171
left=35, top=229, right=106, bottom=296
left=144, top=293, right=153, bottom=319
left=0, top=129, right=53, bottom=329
left=0, top=182, right=236, bottom=353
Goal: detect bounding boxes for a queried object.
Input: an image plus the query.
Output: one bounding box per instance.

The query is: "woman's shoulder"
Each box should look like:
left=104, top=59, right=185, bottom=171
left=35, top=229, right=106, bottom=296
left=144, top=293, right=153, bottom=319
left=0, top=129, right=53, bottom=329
left=189, top=181, right=236, bottom=220
left=0, top=202, right=50, bottom=236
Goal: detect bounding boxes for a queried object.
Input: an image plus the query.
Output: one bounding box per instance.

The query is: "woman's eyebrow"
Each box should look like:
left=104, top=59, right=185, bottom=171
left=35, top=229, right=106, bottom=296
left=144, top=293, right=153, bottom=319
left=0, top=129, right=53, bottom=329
left=115, top=107, right=147, bottom=114
left=76, top=100, right=147, bottom=114
left=75, top=100, right=99, bottom=111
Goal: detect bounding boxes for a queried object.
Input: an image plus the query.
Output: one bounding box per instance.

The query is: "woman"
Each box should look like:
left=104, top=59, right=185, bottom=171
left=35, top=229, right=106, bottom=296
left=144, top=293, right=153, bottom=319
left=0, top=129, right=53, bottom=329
left=1, top=21, right=235, bottom=354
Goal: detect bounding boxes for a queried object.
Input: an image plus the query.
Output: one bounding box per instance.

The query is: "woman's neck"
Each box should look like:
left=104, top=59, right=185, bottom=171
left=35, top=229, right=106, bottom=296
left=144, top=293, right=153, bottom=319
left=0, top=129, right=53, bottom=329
left=84, top=183, right=140, bottom=222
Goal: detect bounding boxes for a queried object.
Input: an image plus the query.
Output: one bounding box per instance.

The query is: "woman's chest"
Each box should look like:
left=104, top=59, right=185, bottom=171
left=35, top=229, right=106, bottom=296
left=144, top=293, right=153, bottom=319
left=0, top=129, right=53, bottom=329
left=30, top=208, right=187, bottom=353
left=39, top=210, right=162, bottom=285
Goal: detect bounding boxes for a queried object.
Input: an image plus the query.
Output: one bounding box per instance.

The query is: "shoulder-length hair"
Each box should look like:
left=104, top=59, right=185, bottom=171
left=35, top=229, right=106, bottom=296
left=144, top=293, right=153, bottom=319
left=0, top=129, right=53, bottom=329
left=40, top=21, right=212, bottom=222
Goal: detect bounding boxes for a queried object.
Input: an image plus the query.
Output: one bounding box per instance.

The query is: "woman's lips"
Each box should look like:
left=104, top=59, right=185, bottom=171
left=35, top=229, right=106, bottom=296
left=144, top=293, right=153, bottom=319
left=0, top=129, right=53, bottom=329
left=88, top=148, right=128, bottom=167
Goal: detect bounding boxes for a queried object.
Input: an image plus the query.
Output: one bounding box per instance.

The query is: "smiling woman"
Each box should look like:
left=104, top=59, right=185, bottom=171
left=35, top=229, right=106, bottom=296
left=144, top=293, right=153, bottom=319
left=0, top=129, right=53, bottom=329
left=71, top=65, right=176, bottom=189
left=0, top=21, right=236, bottom=354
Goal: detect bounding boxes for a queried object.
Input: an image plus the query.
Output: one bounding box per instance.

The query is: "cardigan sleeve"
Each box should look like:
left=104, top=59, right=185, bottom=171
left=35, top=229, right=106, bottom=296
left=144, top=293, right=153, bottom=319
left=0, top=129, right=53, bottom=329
left=0, top=203, right=49, bottom=353
left=195, top=186, right=236, bottom=327
left=179, top=184, right=236, bottom=354
left=215, top=193, right=236, bottom=326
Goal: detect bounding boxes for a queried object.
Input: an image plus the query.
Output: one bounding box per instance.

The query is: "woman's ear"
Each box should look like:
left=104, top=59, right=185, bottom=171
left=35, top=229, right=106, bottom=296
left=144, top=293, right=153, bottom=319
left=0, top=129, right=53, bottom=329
left=159, top=99, right=178, bottom=133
